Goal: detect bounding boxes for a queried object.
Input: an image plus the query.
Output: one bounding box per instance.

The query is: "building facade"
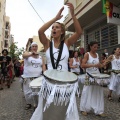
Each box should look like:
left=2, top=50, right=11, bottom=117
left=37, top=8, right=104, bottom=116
left=64, top=0, right=120, bottom=55
left=0, top=0, right=6, bottom=54
left=0, top=0, right=13, bottom=54
left=4, top=16, right=11, bottom=50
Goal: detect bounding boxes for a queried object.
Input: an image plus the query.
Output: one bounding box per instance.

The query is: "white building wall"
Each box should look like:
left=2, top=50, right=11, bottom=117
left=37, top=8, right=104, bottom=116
left=0, top=0, right=6, bottom=54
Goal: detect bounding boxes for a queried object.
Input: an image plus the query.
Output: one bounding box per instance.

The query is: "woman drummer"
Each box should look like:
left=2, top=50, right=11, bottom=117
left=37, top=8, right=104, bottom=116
left=30, top=2, right=82, bottom=120
left=22, top=42, right=46, bottom=110
left=104, top=47, right=120, bottom=101
left=80, top=41, right=106, bottom=117
left=69, top=51, right=82, bottom=75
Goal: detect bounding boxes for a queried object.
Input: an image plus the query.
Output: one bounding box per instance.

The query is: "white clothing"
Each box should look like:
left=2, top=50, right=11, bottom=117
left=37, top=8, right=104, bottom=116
left=80, top=85, right=104, bottom=114
left=23, top=78, right=34, bottom=105
left=46, top=41, right=69, bottom=71
left=111, top=55, right=120, bottom=70
left=23, top=56, right=42, bottom=78
left=80, top=52, right=104, bottom=114
left=22, top=55, right=43, bottom=106
left=71, top=58, right=80, bottom=73
left=86, top=52, right=99, bottom=74
left=108, top=55, right=120, bottom=95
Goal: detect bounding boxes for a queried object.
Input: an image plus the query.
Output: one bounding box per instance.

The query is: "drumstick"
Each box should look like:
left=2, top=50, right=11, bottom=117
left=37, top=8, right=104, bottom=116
left=103, top=56, right=113, bottom=65
left=86, top=72, right=94, bottom=79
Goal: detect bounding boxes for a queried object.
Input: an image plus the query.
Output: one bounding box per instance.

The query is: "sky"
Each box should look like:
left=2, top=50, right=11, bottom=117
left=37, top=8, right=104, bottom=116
left=6, top=0, right=68, bottom=49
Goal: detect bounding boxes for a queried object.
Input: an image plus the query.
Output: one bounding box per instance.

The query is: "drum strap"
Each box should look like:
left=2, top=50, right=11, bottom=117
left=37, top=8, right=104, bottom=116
left=50, top=40, right=64, bottom=69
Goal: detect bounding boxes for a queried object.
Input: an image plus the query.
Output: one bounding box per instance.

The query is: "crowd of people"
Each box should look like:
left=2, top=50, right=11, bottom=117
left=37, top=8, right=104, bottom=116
left=0, top=2, right=120, bottom=120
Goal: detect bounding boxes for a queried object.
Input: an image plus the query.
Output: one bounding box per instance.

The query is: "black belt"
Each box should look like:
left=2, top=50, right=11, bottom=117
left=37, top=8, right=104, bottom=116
left=22, top=77, right=37, bottom=81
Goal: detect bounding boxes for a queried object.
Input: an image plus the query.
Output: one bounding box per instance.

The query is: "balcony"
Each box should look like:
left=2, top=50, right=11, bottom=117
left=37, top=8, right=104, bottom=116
left=64, top=0, right=102, bottom=31
left=4, top=40, right=8, bottom=48
left=4, top=31, right=9, bottom=40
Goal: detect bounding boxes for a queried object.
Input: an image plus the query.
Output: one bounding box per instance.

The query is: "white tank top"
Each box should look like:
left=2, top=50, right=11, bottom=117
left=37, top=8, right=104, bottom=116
left=111, top=55, right=120, bottom=70
left=46, top=40, right=69, bottom=71
left=71, top=57, right=80, bottom=73
left=23, top=56, right=43, bottom=77
left=86, top=52, right=100, bottom=74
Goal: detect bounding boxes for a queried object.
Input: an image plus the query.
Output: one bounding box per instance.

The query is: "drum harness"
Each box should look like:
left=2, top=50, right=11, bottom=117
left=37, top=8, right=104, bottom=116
left=85, top=72, right=110, bottom=86
left=21, top=77, right=37, bottom=83
left=50, top=40, right=64, bottom=69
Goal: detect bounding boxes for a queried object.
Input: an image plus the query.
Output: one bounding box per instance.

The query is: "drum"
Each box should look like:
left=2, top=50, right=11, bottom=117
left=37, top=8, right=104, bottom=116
left=117, top=74, right=120, bottom=76
left=110, top=69, right=120, bottom=74
left=78, top=73, right=110, bottom=86
left=29, top=76, right=43, bottom=107
left=29, top=76, right=43, bottom=94
left=39, top=69, right=79, bottom=120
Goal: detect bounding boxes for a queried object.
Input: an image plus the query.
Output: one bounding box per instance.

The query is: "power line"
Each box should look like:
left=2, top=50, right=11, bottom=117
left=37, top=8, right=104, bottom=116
left=28, top=0, right=45, bottom=24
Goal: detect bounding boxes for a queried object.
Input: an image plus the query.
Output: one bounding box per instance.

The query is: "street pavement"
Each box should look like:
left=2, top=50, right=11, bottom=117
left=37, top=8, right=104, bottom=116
left=0, top=77, right=120, bottom=120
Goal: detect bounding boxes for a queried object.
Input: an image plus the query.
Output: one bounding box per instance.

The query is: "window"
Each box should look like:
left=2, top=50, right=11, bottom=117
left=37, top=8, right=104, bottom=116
left=95, top=30, right=100, bottom=48
left=101, top=26, right=109, bottom=48
left=109, top=25, right=118, bottom=46
left=85, top=24, right=118, bottom=50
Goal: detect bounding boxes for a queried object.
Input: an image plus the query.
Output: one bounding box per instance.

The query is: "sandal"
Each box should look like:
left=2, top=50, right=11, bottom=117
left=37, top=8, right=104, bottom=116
left=81, top=111, right=88, bottom=116
left=97, top=113, right=107, bottom=117
left=0, top=88, right=3, bottom=90
left=25, top=104, right=31, bottom=110
left=108, top=95, right=112, bottom=101
left=118, top=97, right=120, bottom=102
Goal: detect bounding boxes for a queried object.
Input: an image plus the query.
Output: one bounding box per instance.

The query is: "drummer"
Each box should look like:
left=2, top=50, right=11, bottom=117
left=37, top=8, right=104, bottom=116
left=22, top=42, right=46, bottom=110
left=80, top=41, right=106, bottom=117
left=69, top=51, right=82, bottom=75
left=103, top=47, right=120, bottom=101
left=30, top=2, right=82, bottom=120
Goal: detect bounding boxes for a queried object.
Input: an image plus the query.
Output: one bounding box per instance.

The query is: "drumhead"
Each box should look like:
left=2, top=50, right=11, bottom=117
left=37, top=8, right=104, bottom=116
left=90, top=73, right=110, bottom=78
left=44, top=69, right=77, bottom=82
left=29, top=76, right=43, bottom=88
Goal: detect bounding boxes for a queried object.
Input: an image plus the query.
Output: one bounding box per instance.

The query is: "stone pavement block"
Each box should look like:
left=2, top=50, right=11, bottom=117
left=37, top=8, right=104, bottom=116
left=0, top=78, right=120, bottom=120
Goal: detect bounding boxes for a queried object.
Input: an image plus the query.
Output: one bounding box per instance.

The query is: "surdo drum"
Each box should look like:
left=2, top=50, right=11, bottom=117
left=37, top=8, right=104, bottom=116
left=38, top=69, right=79, bottom=119
left=78, top=73, right=110, bottom=86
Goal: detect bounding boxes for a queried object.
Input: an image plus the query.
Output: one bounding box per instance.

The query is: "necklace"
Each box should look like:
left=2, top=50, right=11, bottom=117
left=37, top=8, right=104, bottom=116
left=54, top=42, right=61, bottom=48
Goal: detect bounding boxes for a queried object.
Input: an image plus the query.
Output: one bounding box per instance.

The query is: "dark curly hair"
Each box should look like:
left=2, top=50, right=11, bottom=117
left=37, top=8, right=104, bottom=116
left=2, top=49, right=8, bottom=55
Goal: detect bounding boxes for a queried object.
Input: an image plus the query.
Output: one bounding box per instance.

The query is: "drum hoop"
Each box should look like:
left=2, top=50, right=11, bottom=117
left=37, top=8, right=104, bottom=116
left=44, top=70, right=77, bottom=83
left=29, top=76, right=43, bottom=88
left=44, top=76, right=77, bottom=84
left=90, top=73, right=110, bottom=79
left=30, top=86, right=41, bottom=88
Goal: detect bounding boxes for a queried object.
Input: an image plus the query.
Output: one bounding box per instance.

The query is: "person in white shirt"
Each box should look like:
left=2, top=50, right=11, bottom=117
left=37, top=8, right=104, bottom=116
left=104, top=48, right=120, bottom=101
left=69, top=51, right=82, bottom=75
left=22, top=42, right=46, bottom=110
left=80, top=41, right=106, bottom=117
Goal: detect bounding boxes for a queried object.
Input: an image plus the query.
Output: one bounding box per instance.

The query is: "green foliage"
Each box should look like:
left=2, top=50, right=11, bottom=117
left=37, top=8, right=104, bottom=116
left=9, top=42, right=24, bottom=59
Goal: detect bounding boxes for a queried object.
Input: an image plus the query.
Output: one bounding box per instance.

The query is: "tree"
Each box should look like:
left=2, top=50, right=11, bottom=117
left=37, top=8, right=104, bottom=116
left=9, top=42, right=24, bottom=59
